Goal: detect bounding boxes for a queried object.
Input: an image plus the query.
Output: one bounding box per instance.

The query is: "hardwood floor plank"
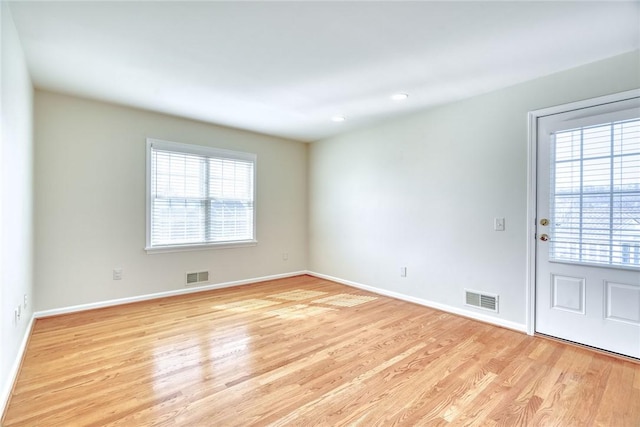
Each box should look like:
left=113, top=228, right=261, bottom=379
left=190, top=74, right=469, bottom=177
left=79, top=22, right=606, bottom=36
left=3, top=275, right=639, bottom=426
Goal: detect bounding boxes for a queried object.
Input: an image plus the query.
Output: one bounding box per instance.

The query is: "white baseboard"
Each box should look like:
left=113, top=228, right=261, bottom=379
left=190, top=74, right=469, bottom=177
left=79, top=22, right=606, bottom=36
left=34, top=271, right=307, bottom=319
left=1, top=313, right=35, bottom=419
left=306, top=271, right=527, bottom=333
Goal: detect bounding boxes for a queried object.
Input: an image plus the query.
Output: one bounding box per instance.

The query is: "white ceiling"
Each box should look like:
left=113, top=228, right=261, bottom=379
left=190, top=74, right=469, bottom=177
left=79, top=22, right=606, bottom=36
left=8, top=1, right=640, bottom=142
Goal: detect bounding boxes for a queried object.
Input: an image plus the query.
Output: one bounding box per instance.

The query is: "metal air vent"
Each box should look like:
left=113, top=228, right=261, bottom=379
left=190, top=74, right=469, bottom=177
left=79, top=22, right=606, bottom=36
left=465, top=289, right=499, bottom=313
left=186, top=271, right=209, bottom=286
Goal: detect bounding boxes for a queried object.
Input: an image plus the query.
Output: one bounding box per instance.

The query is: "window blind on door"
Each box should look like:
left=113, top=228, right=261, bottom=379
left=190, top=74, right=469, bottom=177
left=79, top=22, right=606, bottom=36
left=550, top=118, right=640, bottom=267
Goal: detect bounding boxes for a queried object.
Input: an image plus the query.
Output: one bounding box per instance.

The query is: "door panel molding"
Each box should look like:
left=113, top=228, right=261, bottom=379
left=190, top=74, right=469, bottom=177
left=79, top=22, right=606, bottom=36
left=605, top=281, right=640, bottom=325
left=551, top=274, right=586, bottom=315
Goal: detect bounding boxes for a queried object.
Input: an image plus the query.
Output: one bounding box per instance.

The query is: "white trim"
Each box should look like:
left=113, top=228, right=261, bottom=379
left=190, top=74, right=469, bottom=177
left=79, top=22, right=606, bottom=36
left=34, top=271, right=306, bottom=318
left=145, top=240, right=257, bottom=254
left=531, top=89, right=640, bottom=119
left=1, top=314, right=35, bottom=418
left=525, top=88, right=640, bottom=337
left=306, top=271, right=527, bottom=333
left=526, top=109, right=539, bottom=335
left=148, top=138, right=256, bottom=161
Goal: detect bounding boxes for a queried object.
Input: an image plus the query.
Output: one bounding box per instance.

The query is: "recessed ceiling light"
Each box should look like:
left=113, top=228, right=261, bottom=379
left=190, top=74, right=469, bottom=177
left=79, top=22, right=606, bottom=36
left=331, top=115, right=346, bottom=122
left=391, top=93, right=409, bottom=101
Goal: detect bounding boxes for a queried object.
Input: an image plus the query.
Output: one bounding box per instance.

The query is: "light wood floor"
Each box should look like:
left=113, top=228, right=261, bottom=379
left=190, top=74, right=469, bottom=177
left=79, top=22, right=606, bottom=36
left=3, top=275, right=639, bottom=426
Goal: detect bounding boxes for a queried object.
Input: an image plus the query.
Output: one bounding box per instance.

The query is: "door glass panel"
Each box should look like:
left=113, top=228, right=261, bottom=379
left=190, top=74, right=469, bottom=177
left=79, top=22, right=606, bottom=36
left=550, top=118, right=640, bottom=268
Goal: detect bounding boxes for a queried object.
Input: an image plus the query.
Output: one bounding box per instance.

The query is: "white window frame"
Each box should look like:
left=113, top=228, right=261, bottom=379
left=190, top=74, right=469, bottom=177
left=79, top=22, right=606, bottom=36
left=145, top=138, right=257, bottom=254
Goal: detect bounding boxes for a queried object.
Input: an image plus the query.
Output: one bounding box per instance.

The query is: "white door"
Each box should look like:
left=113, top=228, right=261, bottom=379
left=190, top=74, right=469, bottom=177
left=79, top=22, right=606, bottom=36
left=535, top=94, right=640, bottom=359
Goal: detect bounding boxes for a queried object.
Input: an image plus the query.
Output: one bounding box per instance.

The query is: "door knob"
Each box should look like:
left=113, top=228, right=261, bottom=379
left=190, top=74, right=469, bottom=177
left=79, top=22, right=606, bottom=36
left=539, top=234, right=549, bottom=242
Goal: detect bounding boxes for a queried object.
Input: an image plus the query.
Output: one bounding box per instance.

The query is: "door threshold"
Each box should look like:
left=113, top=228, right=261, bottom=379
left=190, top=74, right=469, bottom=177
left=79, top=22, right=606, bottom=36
left=535, top=333, right=640, bottom=364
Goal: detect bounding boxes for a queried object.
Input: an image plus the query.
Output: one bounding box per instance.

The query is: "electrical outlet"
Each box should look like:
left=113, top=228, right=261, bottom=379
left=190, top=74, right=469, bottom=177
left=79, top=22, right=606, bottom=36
left=113, top=268, right=123, bottom=280
left=24, top=294, right=28, bottom=309
left=400, top=267, right=407, bottom=277
left=282, top=252, right=289, bottom=261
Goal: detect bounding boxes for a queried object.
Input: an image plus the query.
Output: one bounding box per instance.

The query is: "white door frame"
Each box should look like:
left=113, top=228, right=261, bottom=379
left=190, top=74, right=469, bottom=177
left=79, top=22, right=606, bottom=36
left=525, top=88, right=640, bottom=336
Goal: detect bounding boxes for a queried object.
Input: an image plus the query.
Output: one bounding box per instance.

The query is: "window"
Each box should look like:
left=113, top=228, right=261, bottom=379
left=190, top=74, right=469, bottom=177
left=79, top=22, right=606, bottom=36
left=146, top=139, right=256, bottom=252
left=550, top=118, right=640, bottom=268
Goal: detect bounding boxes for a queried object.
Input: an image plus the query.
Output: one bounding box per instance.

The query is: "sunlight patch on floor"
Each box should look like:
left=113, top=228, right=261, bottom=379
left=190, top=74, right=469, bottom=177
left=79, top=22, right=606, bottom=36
left=269, top=289, right=329, bottom=301
left=312, top=294, right=378, bottom=307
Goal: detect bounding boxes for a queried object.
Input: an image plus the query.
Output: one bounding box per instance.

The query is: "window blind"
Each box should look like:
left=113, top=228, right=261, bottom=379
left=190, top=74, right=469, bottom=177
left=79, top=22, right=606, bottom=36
left=550, top=118, right=640, bottom=267
left=148, top=140, right=255, bottom=249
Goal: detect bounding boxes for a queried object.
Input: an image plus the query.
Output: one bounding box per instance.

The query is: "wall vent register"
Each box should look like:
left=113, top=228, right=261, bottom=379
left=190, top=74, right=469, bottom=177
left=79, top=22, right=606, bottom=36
left=465, top=290, right=499, bottom=312
left=186, top=271, right=209, bottom=285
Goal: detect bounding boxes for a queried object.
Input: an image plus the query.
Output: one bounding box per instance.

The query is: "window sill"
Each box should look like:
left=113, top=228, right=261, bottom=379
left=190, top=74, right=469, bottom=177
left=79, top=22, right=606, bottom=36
left=145, top=240, right=257, bottom=254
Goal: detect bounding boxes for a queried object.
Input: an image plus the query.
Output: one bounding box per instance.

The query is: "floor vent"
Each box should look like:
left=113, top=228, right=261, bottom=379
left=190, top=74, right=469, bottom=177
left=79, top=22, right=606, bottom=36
left=465, top=289, right=499, bottom=313
left=186, top=271, right=209, bottom=286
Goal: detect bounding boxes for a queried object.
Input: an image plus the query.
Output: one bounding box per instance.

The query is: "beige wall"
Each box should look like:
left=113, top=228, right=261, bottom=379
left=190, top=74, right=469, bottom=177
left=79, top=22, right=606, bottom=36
left=1, top=1, right=34, bottom=410
left=34, top=91, right=308, bottom=311
left=308, top=51, right=640, bottom=328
